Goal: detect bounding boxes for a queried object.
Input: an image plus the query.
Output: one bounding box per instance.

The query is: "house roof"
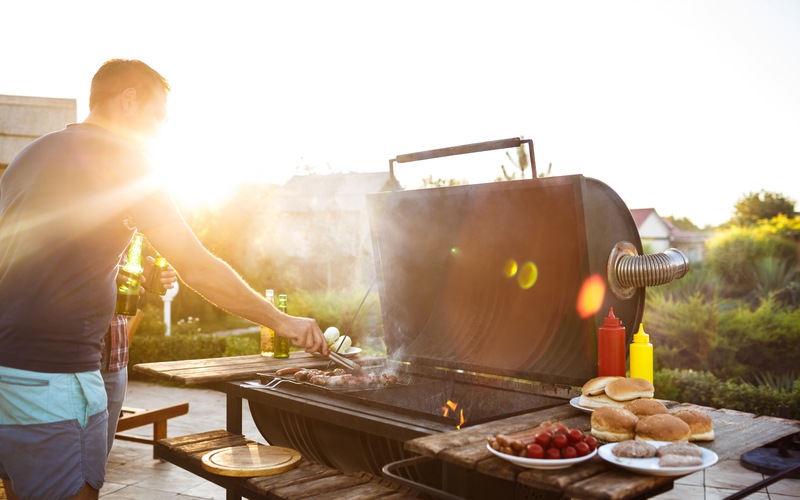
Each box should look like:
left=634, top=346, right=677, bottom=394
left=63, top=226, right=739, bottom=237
left=630, top=208, right=657, bottom=228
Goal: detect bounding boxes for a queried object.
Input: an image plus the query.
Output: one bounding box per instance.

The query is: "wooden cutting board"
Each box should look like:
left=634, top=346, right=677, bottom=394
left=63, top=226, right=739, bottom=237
left=200, top=443, right=301, bottom=477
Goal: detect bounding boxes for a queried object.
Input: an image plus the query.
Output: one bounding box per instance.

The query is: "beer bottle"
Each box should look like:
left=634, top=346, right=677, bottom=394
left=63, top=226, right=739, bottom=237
left=143, top=253, right=168, bottom=295
left=260, top=289, right=275, bottom=357
left=115, top=233, right=144, bottom=315
left=274, top=293, right=291, bottom=358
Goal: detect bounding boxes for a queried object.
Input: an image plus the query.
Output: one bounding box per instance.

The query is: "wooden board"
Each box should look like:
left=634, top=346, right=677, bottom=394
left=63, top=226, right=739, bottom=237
left=201, top=443, right=301, bottom=477
left=133, top=353, right=384, bottom=385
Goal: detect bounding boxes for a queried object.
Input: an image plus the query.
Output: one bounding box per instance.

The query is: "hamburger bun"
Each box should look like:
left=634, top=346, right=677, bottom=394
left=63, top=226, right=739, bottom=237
left=591, top=407, right=639, bottom=442
left=624, top=398, right=668, bottom=417
left=579, top=393, right=626, bottom=409
left=581, top=376, right=622, bottom=396
left=671, top=409, right=715, bottom=441
left=635, top=414, right=691, bottom=442
left=605, top=377, right=655, bottom=401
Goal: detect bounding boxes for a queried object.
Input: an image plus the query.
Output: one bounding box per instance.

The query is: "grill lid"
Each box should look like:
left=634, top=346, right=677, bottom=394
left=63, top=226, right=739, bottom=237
left=366, top=174, right=644, bottom=387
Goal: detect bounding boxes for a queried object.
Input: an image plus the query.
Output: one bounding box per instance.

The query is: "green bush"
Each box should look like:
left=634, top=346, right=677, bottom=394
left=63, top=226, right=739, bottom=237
left=128, top=333, right=228, bottom=380
left=655, top=368, right=800, bottom=420
left=712, top=297, right=800, bottom=381
left=705, top=227, right=797, bottom=297
left=645, top=292, right=718, bottom=372
left=224, top=332, right=260, bottom=357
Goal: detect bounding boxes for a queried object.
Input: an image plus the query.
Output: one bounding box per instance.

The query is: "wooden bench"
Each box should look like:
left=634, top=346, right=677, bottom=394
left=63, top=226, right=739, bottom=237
left=155, top=429, right=421, bottom=500
left=115, top=402, right=190, bottom=458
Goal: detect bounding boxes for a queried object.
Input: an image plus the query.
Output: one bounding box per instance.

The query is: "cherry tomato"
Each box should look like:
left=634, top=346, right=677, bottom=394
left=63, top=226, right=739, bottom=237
left=584, top=435, right=598, bottom=451
left=567, top=428, right=584, bottom=444
left=574, top=441, right=591, bottom=457
left=545, top=447, right=562, bottom=460
left=552, top=433, right=569, bottom=449
left=526, top=443, right=545, bottom=459
left=563, top=446, right=578, bottom=459
left=553, top=424, right=568, bottom=434
left=534, top=432, right=551, bottom=448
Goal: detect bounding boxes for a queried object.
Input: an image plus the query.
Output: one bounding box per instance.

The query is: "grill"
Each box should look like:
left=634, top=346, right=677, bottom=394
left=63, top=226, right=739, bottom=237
left=246, top=138, right=689, bottom=496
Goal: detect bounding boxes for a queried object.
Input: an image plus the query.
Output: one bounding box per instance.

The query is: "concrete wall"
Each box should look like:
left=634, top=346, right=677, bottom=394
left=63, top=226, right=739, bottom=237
left=0, top=94, right=77, bottom=172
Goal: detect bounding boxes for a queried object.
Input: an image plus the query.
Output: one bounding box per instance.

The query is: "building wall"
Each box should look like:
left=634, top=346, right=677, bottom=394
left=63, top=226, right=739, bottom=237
left=0, top=94, right=77, bottom=173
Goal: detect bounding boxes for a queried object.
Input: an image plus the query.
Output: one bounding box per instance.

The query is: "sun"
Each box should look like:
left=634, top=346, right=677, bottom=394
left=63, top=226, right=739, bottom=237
left=147, top=121, right=249, bottom=208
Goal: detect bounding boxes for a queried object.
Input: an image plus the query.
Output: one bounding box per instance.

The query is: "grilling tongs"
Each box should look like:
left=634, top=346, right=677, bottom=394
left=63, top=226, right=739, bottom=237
left=327, top=351, right=363, bottom=375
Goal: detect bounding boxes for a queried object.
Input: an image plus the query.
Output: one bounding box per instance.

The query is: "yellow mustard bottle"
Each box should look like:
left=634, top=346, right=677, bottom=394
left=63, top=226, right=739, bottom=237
left=629, top=323, right=653, bottom=384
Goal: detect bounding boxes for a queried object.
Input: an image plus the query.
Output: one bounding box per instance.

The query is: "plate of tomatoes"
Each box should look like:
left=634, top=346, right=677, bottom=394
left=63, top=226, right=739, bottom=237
left=486, top=425, right=599, bottom=470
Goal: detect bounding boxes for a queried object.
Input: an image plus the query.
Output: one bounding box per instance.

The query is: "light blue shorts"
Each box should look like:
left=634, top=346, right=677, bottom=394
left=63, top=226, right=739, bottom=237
left=0, top=366, right=108, bottom=499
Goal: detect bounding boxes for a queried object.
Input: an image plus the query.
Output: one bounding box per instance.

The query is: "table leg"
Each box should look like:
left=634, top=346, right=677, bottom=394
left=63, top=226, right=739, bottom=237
left=225, top=392, right=242, bottom=435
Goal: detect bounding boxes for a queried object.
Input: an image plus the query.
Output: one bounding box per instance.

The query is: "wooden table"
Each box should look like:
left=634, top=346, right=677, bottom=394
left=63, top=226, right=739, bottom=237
left=134, top=355, right=800, bottom=500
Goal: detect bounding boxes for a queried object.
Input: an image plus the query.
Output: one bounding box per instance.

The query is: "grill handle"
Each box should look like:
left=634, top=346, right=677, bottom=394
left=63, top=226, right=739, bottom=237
left=382, top=456, right=465, bottom=500
left=607, top=241, right=690, bottom=299
left=389, top=137, right=536, bottom=186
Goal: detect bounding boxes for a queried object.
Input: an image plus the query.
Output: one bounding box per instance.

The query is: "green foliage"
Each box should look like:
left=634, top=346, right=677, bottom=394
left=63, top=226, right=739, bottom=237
left=654, top=369, right=800, bottom=420
left=223, top=332, right=260, bottom=357
left=645, top=292, right=717, bottom=371
left=136, top=303, right=166, bottom=337
left=289, top=288, right=386, bottom=355
left=172, top=316, right=203, bottom=335
left=733, top=190, right=796, bottom=226
left=129, top=333, right=228, bottom=369
left=704, top=226, right=797, bottom=297
left=712, top=297, right=800, bottom=381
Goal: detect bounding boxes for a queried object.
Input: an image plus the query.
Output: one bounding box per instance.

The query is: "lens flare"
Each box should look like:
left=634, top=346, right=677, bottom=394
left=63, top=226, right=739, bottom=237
left=577, top=274, right=606, bottom=318
left=502, top=259, right=518, bottom=278
left=517, top=261, right=538, bottom=289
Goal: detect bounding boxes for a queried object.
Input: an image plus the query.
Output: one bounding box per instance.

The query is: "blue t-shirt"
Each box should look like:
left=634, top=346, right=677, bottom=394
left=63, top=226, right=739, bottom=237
left=0, top=123, right=181, bottom=373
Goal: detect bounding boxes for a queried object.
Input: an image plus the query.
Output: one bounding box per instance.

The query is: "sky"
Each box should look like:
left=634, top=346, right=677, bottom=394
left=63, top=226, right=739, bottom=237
left=2, top=0, right=799, bottom=227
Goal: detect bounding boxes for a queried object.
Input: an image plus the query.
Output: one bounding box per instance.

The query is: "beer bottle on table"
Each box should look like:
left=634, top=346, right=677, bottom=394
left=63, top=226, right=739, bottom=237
left=260, top=289, right=275, bottom=357
left=143, top=253, right=168, bottom=295
left=274, top=293, right=291, bottom=358
left=115, top=233, right=144, bottom=316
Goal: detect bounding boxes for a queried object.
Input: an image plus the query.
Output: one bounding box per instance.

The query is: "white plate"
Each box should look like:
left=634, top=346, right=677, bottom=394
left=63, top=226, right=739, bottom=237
left=598, top=441, right=718, bottom=477
left=570, top=397, right=594, bottom=413
left=339, top=347, right=362, bottom=358
left=486, top=443, right=597, bottom=470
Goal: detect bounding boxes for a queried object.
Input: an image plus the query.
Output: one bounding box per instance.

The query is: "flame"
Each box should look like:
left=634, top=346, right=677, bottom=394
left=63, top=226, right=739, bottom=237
left=441, top=400, right=466, bottom=429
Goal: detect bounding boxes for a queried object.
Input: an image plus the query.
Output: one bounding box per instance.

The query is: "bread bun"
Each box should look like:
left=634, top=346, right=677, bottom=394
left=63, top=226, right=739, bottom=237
left=579, top=393, right=626, bottom=409
left=671, top=409, right=715, bottom=441
left=624, top=398, right=668, bottom=417
left=591, top=407, right=639, bottom=442
left=635, top=414, right=691, bottom=442
left=605, top=378, right=655, bottom=401
left=581, top=376, right=622, bottom=396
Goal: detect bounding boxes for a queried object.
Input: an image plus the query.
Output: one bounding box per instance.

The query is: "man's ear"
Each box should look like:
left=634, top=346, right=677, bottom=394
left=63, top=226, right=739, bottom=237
left=120, top=87, right=138, bottom=113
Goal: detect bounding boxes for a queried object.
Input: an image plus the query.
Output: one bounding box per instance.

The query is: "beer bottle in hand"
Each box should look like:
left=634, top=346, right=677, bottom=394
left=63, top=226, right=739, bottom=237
left=143, top=253, right=168, bottom=295
left=115, top=233, right=144, bottom=315
left=274, top=293, right=291, bottom=358
left=260, top=289, right=275, bottom=357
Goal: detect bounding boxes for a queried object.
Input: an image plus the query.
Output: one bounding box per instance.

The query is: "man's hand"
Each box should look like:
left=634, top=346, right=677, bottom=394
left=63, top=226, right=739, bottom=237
left=279, top=316, right=329, bottom=356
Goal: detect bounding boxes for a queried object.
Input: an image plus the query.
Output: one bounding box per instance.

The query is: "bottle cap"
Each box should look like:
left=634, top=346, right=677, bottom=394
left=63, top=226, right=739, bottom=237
left=633, top=323, right=649, bottom=342
left=603, top=307, right=623, bottom=327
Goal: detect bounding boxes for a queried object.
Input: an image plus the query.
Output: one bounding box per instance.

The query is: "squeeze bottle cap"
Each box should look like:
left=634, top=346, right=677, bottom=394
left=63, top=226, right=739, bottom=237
left=633, top=323, right=649, bottom=342
left=603, top=307, right=623, bottom=327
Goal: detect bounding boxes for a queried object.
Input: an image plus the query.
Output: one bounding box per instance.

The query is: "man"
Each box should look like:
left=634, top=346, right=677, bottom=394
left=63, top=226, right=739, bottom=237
left=0, top=59, right=329, bottom=499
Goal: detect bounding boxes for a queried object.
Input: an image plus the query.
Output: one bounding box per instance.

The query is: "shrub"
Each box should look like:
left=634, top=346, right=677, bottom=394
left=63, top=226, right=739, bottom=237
left=654, top=368, right=800, bottom=420
left=645, top=292, right=717, bottom=372
left=712, top=297, right=800, bottom=381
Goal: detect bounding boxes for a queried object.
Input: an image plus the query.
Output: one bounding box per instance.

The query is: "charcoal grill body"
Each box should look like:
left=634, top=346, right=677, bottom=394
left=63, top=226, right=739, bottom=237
left=249, top=173, right=644, bottom=485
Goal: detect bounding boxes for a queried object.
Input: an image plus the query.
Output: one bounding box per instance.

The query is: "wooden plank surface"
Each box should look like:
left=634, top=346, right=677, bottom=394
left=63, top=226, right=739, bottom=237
left=405, top=402, right=800, bottom=500
left=157, top=430, right=420, bottom=499
left=133, top=353, right=383, bottom=385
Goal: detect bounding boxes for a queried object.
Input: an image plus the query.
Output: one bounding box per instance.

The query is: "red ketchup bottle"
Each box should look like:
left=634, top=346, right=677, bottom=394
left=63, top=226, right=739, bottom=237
left=598, top=307, right=627, bottom=377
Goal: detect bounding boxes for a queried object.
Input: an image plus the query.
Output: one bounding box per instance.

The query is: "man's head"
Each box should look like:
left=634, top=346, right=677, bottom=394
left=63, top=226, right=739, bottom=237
left=87, top=59, right=171, bottom=145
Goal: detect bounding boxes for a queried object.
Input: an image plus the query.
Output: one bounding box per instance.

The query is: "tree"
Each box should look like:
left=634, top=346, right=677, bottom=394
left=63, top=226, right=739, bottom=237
left=664, top=216, right=700, bottom=232
left=733, top=191, right=796, bottom=226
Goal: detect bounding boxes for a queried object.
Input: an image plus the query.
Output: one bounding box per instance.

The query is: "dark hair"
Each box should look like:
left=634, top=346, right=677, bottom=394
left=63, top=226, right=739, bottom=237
left=89, top=59, right=170, bottom=110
